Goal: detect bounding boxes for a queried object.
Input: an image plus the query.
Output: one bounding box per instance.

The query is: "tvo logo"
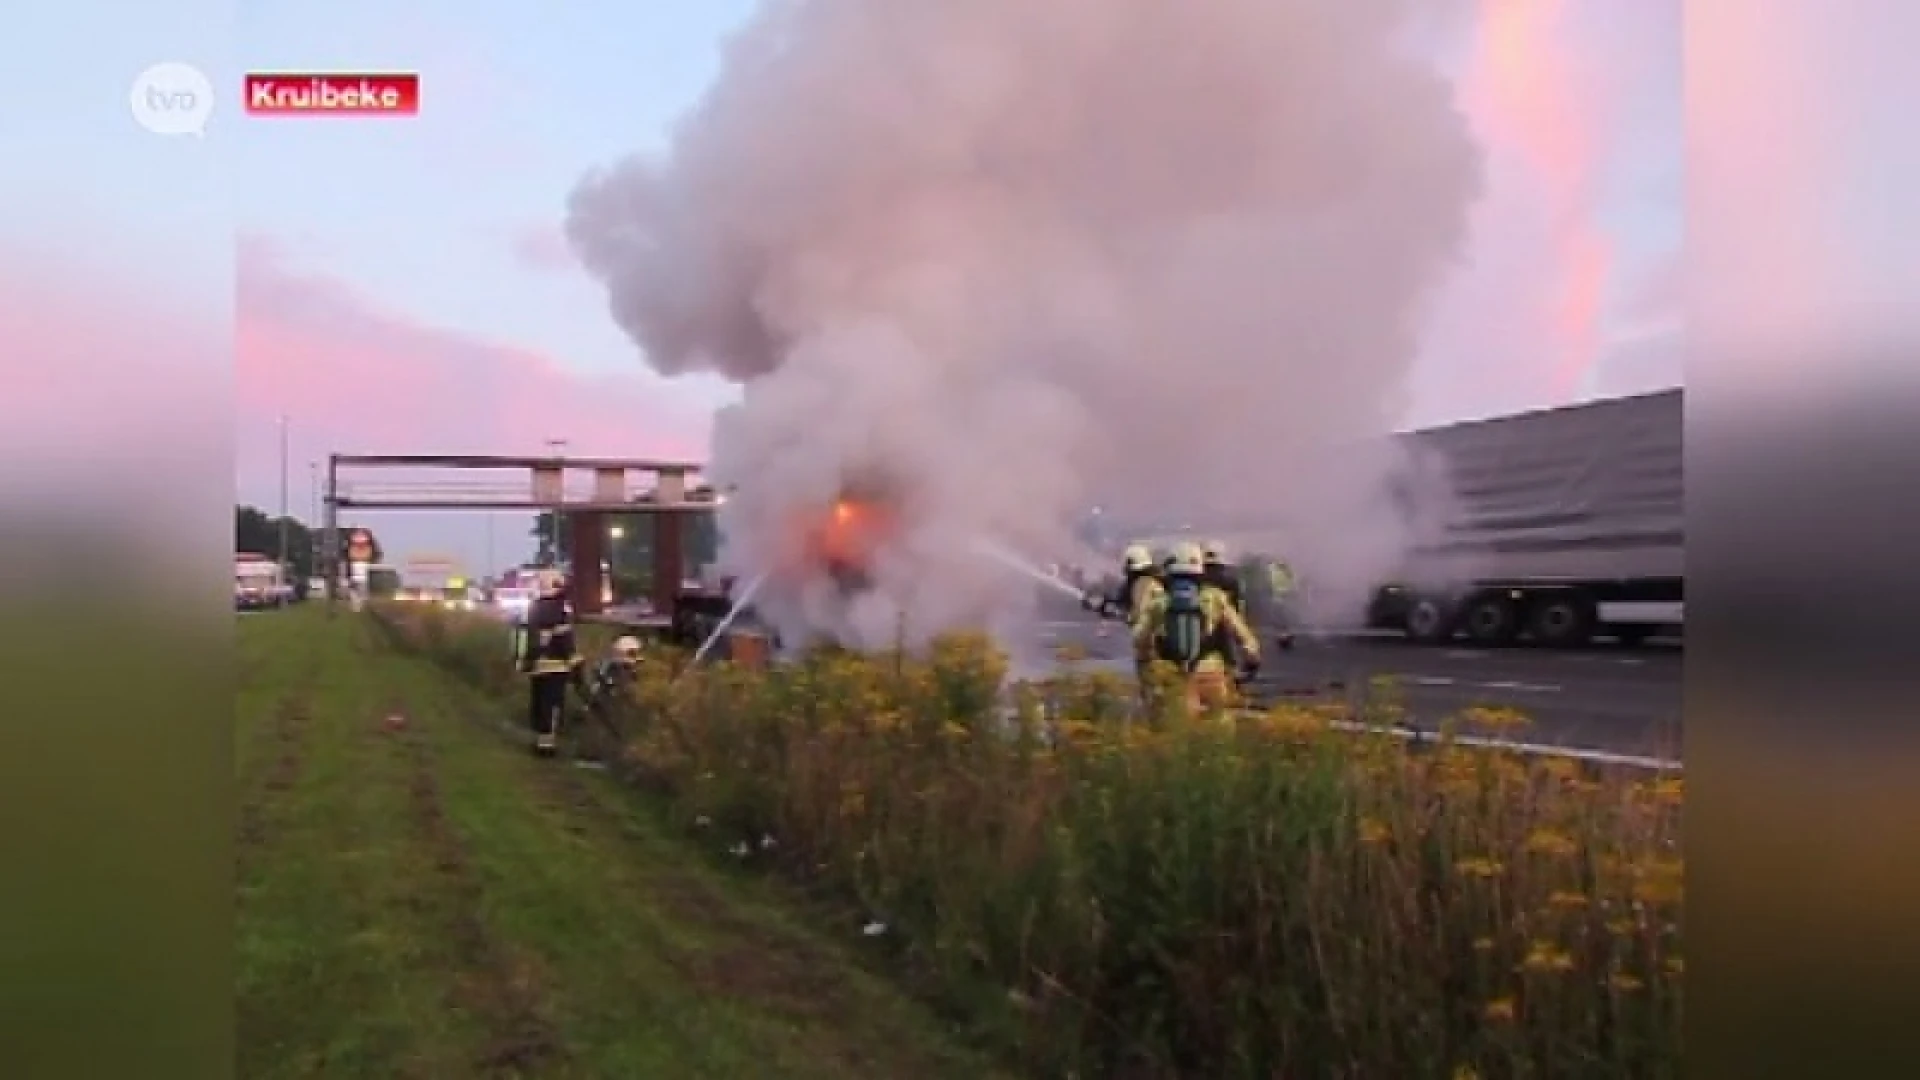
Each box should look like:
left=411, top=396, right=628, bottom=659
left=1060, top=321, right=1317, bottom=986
left=130, top=62, right=215, bottom=137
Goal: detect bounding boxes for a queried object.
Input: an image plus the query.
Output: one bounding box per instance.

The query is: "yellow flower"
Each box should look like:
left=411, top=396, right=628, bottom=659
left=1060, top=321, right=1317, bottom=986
left=1455, top=857, right=1504, bottom=879
left=1538, top=757, right=1580, bottom=782
left=1630, top=857, right=1685, bottom=905
left=1524, top=829, right=1580, bottom=859
left=1260, top=706, right=1327, bottom=738
left=940, top=721, right=970, bottom=741
left=1546, top=890, right=1590, bottom=910
left=1649, top=776, right=1684, bottom=805
left=1521, top=942, right=1576, bottom=974
left=1459, top=705, right=1531, bottom=731
left=1483, top=998, right=1516, bottom=1022
left=1609, top=974, right=1645, bottom=992
left=1605, top=917, right=1637, bottom=936
left=1059, top=719, right=1100, bottom=742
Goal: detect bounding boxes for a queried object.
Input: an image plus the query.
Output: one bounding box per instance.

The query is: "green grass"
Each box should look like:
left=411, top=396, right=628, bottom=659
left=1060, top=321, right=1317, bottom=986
left=236, top=606, right=1004, bottom=1078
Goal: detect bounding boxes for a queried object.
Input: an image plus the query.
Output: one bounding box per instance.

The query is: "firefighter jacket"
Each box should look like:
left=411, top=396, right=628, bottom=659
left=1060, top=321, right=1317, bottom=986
left=1131, top=580, right=1261, bottom=675
left=586, top=659, right=637, bottom=702
left=519, top=595, right=582, bottom=676
left=1127, top=571, right=1165, bottom=618
left=1203, top=563, right=1246, bottom=612
left=1268, top=562, right=1295, bottom=597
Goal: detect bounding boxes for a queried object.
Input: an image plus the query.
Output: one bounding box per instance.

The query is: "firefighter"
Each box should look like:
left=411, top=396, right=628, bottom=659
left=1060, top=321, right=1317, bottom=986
left=1133, top=541, right=1261, bottom=715
left=1267, top=557, right=1298, bottom=651
left=1201, top=540, right=1245, bottom=613
left=1081, top=543, right=1163, bottom=623
left=585, top=634, right=643, bottom=703
left=518, top=574, right=582, bottom=756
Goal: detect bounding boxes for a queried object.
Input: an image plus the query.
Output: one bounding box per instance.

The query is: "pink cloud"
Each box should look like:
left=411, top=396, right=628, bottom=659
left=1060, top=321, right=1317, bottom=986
left=236, top=233, right=710, bottom=471
left=1411, top=0, right=1678, bottom=423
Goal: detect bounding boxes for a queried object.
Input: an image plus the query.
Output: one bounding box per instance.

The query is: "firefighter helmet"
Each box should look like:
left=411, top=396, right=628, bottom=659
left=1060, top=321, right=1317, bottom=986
left=1202, top=540, right=1228, bottom=565
left=1122, top=543, right=1154, bottom=572
left=1167, top=541, right=1206, bottom=576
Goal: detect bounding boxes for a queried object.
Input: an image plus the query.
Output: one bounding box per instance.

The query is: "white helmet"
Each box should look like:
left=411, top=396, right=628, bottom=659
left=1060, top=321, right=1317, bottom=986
left=1122, top=543, right=1154, bottom=572
left=1167, top=541, right=1205, bottom=576
left=613, top=635, right=642, bottom=661
left=1202, top=540, right=1228, bottom=565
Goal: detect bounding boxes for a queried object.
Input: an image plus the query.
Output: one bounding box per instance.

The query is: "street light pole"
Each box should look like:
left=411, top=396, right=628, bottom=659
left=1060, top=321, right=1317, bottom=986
left=308, top=460, right=320, bottom=586
left=277, top=415, right=290, bottom=571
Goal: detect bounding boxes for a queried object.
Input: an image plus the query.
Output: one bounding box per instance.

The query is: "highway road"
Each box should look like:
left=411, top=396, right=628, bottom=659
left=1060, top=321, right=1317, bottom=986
left=581, top=598, right=1682, bottom=763
left=1020, top=617, right=1683, bottom=762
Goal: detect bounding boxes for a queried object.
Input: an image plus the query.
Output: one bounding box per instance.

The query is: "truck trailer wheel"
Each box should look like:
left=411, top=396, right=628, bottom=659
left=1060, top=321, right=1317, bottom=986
left=1462, top=594, right=1521, bottom=645
left=1405, top=598, right=1453, bottom=643
left=1529, top=595, right=1595, bottom=647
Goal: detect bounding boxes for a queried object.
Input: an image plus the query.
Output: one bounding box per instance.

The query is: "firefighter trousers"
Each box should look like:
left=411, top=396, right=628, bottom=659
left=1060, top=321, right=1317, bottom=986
left=528, top=672, right=570, bottom=740
left=1183, top=669, right=1238, bottom=715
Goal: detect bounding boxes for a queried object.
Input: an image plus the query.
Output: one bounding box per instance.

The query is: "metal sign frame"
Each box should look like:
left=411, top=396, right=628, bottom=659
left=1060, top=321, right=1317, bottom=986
left=321, top=452, right=716, bottom=616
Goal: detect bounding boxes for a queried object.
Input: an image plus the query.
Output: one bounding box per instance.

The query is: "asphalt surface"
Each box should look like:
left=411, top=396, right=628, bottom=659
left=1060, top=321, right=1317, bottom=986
left=527, top=598, right=1683, bottom=763
left=1023, top=617, right=1683, bottom=761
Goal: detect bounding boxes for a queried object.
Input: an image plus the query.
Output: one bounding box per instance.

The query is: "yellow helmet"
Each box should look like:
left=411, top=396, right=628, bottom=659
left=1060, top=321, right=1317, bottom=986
left=1202, top=540, right=1228, bottom=565
left=613, top=635, right=642, bottom=661
left=1167, top=541, right=1205, bottom=576
left=1122, top=543, right=1154, bottom=572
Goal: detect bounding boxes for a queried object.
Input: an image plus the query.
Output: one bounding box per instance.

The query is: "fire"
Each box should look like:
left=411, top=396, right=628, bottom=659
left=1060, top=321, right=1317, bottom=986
left=791, top=496, right=897, bottom=586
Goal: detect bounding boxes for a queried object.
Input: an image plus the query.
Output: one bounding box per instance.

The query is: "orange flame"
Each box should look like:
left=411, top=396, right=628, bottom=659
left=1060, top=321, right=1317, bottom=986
left=787, top=497, right=898, bottom=582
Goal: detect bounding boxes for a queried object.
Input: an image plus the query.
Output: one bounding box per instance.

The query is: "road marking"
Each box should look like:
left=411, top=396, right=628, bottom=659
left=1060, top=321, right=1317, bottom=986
left=1224, top=708, right=1681, bottom=771
left=1322, top=720, right=1681, bottom=772
left=1479, top=680, right=1563, bottom=693
left=1411, top=676, right=1456, bottom=686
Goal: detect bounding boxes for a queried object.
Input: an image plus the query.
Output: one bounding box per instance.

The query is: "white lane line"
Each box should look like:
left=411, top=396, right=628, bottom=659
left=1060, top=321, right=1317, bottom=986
left=1325, top=720, right=1682, bottom=772
left=1227, top=708, right=1682, bottom=771
left=1411, top=676, right=1456, bottom=686
left=1478, top=680, right=1563, bottom=693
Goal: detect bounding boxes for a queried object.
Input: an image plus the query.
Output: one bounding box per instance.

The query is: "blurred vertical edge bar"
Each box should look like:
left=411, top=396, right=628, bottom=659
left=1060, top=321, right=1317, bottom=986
left=0, top=3, right=234, bottom=1078
left=1691, top=1, right=1920, bottom=1077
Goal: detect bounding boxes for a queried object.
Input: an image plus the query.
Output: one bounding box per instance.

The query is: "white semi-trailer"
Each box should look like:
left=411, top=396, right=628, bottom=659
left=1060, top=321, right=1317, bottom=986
left=1367, top=388, right=1683, bottom=647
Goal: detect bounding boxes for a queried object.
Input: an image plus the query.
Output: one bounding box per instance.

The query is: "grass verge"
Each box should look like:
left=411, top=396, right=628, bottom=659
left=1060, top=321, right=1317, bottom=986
left=379, top=602, right=1684, bottom=1080
left=235, top=605, right=1003, bottom=1079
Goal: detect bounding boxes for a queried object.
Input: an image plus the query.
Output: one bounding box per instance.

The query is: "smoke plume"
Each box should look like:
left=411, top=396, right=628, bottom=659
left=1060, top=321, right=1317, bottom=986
left=568, top=0, right=1483, bottom=647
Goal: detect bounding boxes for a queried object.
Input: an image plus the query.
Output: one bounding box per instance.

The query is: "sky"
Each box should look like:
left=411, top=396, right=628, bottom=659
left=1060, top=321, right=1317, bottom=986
left=4, top=0, right=1681, bottom=577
